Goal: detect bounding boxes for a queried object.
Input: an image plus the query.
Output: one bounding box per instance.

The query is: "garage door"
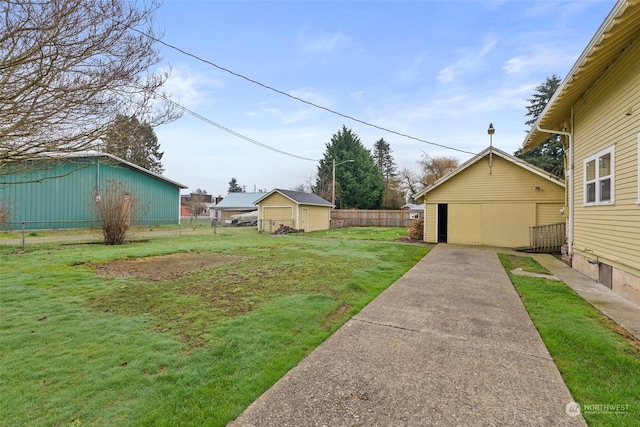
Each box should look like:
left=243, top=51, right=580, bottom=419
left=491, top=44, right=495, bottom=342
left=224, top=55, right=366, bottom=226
left=448, top=203, right=535, bottom=247
left=262, top=206, right=294, bottom=231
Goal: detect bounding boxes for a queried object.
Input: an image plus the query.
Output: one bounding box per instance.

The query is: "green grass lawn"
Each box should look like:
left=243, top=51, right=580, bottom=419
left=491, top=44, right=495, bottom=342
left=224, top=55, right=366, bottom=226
left=499, top=254, right=640, bottom=427
left=0, top=219, right=214, bottom=240
left=304, top=226, right=410, bottom=241
left=0, top=227, right=426, bottom=426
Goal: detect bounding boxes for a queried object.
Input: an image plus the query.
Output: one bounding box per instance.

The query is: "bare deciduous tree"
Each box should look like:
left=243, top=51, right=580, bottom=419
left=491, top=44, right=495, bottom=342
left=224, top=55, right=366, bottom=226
left=92, top=180, right=140, bottom=245
left=418, top=154, right=459, bottom=187
left=398, top=167, right=421, bottom=203
left=381, top=177, right=405, bottom=209
left=0, top=0, right=178, bottom=171
left=290, top=183, right=310, bottom=193
left=186, top=191, right=207, bottom=218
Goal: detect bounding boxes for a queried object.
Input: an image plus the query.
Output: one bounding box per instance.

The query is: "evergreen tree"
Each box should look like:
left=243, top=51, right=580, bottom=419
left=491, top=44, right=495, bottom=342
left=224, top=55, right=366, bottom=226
left=314, top=126, right=384, bottom=209
left=373, top=138, right=404, bottom=209
left=228, top=178, right=244, bottom=193
left=372, top=138, right=397, bottom=180
left=103, top=115, right=164, bottom=174
left=514, top=75, right=564, bottom=177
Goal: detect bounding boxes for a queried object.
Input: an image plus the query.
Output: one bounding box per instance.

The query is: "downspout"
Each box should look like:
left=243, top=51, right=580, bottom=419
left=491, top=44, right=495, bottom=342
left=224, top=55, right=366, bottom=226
left=536, top=118, right=574, bottom=256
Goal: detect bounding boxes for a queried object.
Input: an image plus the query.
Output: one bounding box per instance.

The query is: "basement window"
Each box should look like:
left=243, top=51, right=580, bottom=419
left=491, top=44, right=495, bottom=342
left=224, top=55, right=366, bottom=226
left=584, top=146, right=614, bottom=205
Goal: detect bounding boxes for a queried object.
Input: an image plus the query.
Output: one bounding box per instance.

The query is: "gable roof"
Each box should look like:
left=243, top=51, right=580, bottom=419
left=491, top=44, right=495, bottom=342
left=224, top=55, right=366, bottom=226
left=254, top=189, right=333, bottom=207
left=523, top=0, right=640, bottom=150
left=61, top=151, right=187, bottom=188
left=415, top=146, right=564, bottom=200
left=211, top=192, right=264, bottom=209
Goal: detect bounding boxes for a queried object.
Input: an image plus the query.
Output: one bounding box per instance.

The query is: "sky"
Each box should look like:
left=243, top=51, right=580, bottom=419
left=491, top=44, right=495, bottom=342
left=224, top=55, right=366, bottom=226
left=151, top=0, right=616, bottom=196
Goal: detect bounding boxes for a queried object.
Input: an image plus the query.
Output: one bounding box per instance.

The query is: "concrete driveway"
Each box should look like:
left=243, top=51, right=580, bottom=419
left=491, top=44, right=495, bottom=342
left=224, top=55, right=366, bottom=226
left=230, top=244, right=585, bottom=426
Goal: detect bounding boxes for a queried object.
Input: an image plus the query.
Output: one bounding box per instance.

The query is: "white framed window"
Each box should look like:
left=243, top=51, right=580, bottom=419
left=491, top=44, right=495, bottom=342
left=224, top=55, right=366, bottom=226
left=584, top=146, right=614, bottom=205
left=409, top=212, right=420, bottom=219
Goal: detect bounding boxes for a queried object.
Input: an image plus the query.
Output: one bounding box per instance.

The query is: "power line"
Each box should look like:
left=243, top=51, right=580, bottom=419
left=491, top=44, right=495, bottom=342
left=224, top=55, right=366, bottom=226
left=151, top=91, right=318, bottom=162
left=127, top=25, right=477, bottom=156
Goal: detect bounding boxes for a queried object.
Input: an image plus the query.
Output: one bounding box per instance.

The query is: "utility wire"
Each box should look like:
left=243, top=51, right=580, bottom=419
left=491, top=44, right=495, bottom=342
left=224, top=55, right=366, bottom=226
left=127, top=25, right=477, bottom=156
left=151, top=91, right=318, bottom=162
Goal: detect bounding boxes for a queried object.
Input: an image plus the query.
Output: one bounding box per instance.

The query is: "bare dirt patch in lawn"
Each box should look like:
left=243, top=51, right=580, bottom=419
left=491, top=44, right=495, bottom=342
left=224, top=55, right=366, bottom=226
left=93, top=252, right=244, bottom=281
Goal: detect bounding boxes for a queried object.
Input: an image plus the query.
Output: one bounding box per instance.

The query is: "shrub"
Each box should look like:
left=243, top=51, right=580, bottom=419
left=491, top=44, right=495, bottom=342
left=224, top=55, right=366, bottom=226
left=92, top=180, right=138, bottom=245
left=407, top=218, right=424, bottom=241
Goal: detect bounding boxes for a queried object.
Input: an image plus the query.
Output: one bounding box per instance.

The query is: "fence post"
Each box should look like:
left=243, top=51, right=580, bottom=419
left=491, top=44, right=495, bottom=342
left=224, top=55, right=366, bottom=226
left=21, top=221, right=26, bottom=251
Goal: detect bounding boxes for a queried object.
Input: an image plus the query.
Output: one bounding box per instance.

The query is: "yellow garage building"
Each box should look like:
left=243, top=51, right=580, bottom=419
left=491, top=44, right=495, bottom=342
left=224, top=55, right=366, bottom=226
left=255, top=189, right=333, bottom=233
left=415, top=147, right=565, bottom=248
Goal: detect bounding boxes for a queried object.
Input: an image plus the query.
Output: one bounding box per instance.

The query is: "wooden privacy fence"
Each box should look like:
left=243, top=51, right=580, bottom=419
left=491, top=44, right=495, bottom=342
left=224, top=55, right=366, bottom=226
left=330, top=209, right=416, bottom=228
left=529, top=222, right=566, bottom=253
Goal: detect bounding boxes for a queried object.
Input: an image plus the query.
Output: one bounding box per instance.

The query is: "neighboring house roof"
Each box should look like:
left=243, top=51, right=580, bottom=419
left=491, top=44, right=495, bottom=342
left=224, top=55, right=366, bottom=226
left=254, top=189, right=333, bottom=207
left=181, top=193, right=213, bottom=204
left=61, top=151, right=188, bottom=189
left=415, top=146, right=564, bottom=199
left=523, top=0, right=640, bottom=150
left=402, top=203, right=425, bottom=211
left=211, top=192, right=264, bottom=209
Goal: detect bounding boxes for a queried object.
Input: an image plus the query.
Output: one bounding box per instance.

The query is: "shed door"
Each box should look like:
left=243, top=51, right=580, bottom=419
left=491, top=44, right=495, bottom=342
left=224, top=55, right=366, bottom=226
left=301, top=208, right=308, bottom=231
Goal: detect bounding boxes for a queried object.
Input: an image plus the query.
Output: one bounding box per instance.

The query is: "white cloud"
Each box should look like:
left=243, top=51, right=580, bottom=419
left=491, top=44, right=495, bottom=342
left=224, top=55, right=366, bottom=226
left=350, top=90, right=365, bottom=102
left=397, top=51, right=429, bottom=81
left=162, top=65, right=225, bottom=108
left=436, top=36, right=497, bottom=84
left=298, top=29, right=347, bottom=54
left=502, top=43, right=581, bottom=75
left=287, top=88, right=332, bottom=106
left=248, top=89, right=332, bottom=124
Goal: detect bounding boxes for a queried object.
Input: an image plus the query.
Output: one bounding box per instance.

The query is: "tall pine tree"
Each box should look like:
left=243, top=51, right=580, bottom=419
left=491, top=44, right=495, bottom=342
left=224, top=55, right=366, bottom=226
left=372, top=138, right=396, bottom=180
left=103, top=115, right=164, bottom=174
left=514, top=75, right=564, bottom=177
left=228, top=178, right=244, bottom=193
left=314, top=126, right=384, bottom=209
left=373, top=138, right=404, bottom=209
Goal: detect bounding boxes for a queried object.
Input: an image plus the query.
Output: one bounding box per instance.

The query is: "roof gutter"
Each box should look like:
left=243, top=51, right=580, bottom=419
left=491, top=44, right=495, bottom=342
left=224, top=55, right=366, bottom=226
left=535, top=122, right=574, bottom=257
left=523, top=0, right=628, bottom=151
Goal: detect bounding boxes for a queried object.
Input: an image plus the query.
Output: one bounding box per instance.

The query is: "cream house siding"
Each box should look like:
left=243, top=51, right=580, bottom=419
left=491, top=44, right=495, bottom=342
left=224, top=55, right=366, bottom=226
left=424, top=203, right=437, bottom=243
left=521, top=2, right=640, bottom=304
left=421, top=149, right=565, bottom=247
left=571, top=37, right=640, bottom=284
